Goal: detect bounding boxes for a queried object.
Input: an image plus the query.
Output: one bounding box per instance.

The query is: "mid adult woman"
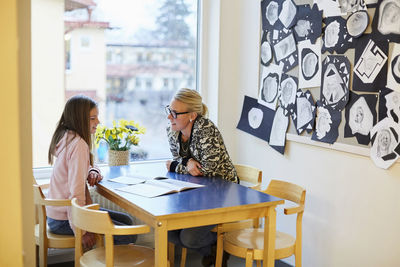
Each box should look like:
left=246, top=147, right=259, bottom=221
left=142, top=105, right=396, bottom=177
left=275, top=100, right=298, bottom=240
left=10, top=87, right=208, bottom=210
left=165, top=88, right=237, bottom=266
left=46, top=95, right=136, bottom=249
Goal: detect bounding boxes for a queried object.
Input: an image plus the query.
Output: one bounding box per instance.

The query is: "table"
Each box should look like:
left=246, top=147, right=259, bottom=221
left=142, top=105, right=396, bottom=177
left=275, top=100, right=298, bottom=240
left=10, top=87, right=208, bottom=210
left=96, top=162, right=284, bottom=267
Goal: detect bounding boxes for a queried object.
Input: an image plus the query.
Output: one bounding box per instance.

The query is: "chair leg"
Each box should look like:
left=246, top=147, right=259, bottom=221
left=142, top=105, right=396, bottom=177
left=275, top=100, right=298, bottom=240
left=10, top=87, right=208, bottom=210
left=180, top=247, right=187, bottom=267
left=38, top=243, right=47, bottom=267
left=215, top=231, right=224, bottom=267
left=295, top=250, right=302, bottom=267
left=168, top=242, right=175, bottom=267
left=245, top=250, right=253, bottom=267
left=256, top=260, right=262, bottom=267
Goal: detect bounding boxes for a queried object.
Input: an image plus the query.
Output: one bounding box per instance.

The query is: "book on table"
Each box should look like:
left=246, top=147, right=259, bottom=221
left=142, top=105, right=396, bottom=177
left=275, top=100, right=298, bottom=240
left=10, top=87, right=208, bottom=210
left=114, top=178, right=205, bottom=198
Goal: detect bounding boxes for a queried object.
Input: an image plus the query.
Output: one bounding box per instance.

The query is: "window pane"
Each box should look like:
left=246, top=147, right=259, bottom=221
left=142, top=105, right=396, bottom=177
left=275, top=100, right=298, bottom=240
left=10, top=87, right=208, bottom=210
left=32, top=0, right=198, bottom=167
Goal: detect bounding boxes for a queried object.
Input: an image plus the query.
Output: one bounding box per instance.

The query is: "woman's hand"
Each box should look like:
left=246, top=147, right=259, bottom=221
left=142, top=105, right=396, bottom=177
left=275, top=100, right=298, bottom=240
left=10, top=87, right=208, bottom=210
left=82, top=232, right=96, bottom=250
left=187, top=158, right=203, bottom=176
left=166, top=160, right=172, bottom=171
left=87, top=170, right=103, bottom=187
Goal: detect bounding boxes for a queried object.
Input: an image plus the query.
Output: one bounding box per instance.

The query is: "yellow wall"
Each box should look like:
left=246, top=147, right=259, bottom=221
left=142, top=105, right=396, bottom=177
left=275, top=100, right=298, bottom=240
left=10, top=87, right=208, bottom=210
left=0, top=0, right=34, bottom=266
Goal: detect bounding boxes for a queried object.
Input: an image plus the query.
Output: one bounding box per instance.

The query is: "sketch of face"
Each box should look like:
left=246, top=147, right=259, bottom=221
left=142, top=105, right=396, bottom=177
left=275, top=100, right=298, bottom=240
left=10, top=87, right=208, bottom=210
left=281, top=79, right=294, bottom=104
left=266, top=1, right=279, bottom=25
left=295, top=20, right=311, bottom=38
left=296, top=97, right=313, bottom=129
left=261, top=41, right=272, bottom=65
left=378, top=0, right=400, bottom=35
left=262, top=73, right=279, bottom=103
left=377, top=129, right=391, bottom=157
left=302, top=51, right=318, bottom=79
left=391, top=55, right=400, bottom=83
left=347, top=11, right=368, bottom=37
left=248, top=107, right=263, bottom=129
left=355, top=106, right=364, bottom=123
left=324, top=21, right=340, bottom=48
left=316, top=107, right=332, bottom=139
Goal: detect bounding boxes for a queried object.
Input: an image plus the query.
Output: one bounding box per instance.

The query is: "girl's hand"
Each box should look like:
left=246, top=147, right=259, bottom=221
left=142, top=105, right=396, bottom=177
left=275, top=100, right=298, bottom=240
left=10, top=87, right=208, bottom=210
left=82, top=232, right=96, bottom=250
left=87, top=170, right=103, bottom=187
left=166, top=160, right=172, bottom=171
left=187, top=158, right=203, bottom=176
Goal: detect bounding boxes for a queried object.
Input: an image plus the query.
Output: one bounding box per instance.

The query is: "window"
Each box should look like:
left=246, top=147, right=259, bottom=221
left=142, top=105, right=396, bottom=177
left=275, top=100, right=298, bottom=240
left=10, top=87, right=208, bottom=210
left=32, top=0, right=199, bottom=167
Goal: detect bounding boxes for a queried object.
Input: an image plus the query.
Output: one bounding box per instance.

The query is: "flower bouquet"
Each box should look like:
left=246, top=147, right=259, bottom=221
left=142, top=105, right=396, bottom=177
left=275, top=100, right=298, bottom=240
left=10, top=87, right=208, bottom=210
left=95, top=119, right=146, bottom=165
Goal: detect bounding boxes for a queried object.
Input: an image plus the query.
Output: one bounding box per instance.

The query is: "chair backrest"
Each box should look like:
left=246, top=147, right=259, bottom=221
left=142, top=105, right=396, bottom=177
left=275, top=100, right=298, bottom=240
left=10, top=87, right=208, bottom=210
left=234, top=164, right=262, bottom=189
left=265, top=179, right=305, bottom=205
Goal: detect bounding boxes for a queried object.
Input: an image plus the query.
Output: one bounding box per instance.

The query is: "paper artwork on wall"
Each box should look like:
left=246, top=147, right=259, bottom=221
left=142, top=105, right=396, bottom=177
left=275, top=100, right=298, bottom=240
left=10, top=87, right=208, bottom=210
left=338, top=0, right=367, bottom=15
left=314, top=0, right=343, bottom=17
left=311, top=101, right=341, bottom=144
left=320, top=55, right=350, bottom=111
left=261, top=0, right=297, bottom=32
left=346, top=10, right=369, bottom=38
left=386, top=43, right=400, bottom=92
left=344, top=91, right=377, bottom=145
left=353, top=35, right=388, bottom=92
left=298, top=39, right=321, bottom=88
left=271, top=29, right=298, bottom=72
left=379, top=87, right=400, bottom=123
left=237, top=95, right=275, bottom=143
left=294, top=4, right=323, bottom=44
left=269, top=106, right=289, bottom=154
left=370, top=117, right=400, bottom=169
left=322, top=16, right=352, bottom=54
left=291, top=89, right=316, bottom=134
left=260, top=31, right=273, bottom=66
left=258, top=63, right=283, bottom=110
left=370, top=0, right=400, bottom=42
left=279, top=74, right=297, bottom=116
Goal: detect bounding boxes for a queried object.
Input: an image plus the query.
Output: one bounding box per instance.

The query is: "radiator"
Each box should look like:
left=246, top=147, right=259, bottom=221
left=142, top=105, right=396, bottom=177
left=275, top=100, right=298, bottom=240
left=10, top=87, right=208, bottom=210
left=90, top=189, right=155, bottom=247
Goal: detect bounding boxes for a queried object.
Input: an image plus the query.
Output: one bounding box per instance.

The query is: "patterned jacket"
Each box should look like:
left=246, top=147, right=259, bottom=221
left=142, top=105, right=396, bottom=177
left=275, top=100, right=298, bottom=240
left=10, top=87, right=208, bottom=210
left=167, top=116, right=238, bottom=183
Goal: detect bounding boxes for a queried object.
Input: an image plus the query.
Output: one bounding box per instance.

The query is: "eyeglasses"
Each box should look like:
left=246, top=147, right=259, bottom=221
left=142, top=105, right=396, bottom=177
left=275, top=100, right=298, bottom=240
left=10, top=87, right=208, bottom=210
left=165, top=105, right=190, bottom=119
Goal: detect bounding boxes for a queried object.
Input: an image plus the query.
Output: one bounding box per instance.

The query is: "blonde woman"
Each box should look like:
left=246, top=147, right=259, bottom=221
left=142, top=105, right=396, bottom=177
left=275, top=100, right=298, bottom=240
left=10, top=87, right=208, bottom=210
left=165, top=88, right=236, bottom=266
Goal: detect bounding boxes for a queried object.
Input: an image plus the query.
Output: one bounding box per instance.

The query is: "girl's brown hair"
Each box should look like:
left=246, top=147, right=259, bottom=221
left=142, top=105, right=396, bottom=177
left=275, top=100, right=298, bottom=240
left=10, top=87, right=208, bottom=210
left=48, top=95, right=97, bottom=165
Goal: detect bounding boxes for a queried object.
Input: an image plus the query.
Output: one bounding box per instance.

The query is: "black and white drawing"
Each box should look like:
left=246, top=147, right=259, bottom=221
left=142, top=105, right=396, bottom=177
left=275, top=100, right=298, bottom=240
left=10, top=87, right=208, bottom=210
left=314, top=0, right=343, bottom=17
left=279, top=0, right=297, bottom=29
left=271, top=30, right=298, bottom=72
left=312, top=101, right=341, bottom=144
left=258, top=64, right=283, bottom=110
left=344, top=91, right=377, bottom=145
left=370, top=117, right=400, bottom=169
left=346, top=10, right=369, bottom=38
left=322, top=16, right=351, bottom=54
left=260, top=31, right=273, bottom=66
left=269, top=106, right=289, bottom=154
left=379, top=88, right=400, bottom=123
left=338, top=0, right=367, bottom=14
left=320, top=55, right=350, bottom=111
left=294, top=4, right=323, bottom=44
left=291, top=89, right=316, bottom=134
left=353, top=36, right=388, bottom=92
left=279, top=74, right=297, bottom=115
left=237, top=95, right=275, bottom=143
left=298, top=39, right=321, bottom=88
left=370, top=0, right=400, bottom=42
left=387, top=43, right=400, bottom=92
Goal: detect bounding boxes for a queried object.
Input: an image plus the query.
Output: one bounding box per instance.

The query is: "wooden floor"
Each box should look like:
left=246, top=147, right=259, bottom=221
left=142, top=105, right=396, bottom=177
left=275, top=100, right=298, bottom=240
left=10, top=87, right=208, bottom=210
left=48, top=252, right=293, bottom=267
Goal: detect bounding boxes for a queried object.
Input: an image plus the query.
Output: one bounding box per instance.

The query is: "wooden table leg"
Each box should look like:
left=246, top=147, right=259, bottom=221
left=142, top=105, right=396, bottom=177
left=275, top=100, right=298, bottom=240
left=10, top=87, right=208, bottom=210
left=155, top=220, right=168, bottom=267
left=263, top=206, right=277, bottom=267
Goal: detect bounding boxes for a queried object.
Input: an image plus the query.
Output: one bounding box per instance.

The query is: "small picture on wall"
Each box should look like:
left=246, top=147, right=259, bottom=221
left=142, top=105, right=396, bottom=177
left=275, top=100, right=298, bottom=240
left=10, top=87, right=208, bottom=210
left=311, top=101, right=341, bottom=144
left=293, top=4, right=323, bottom=44
left=291, top=89, right=316, bottom=134
left=279, top=73, right=298, bottom=116
left=258, top=63, right=283, bottom=110
left=298, top=39, right=321, bottom=89
left=269, top=106, right=289, bottom=154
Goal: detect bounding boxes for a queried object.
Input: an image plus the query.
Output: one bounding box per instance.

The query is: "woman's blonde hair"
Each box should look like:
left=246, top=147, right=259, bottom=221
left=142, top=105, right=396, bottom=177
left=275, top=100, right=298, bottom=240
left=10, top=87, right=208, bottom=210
left=174, top=88, right=208, bottom=117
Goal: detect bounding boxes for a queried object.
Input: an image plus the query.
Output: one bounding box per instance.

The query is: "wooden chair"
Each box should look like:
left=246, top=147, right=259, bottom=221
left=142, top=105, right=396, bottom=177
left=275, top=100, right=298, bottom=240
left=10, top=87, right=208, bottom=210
left=70, top=198, right=155, bottom=267
left=215, top=179, right=306, bottom=267
left=168, top=164, right=262, bottom=267
left=33, top=184, right=75, bottom=267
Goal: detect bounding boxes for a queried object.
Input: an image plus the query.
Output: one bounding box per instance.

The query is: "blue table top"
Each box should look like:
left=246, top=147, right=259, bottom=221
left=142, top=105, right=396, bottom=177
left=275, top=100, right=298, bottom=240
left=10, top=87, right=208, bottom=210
left=98, top=162, right=283, bottom=217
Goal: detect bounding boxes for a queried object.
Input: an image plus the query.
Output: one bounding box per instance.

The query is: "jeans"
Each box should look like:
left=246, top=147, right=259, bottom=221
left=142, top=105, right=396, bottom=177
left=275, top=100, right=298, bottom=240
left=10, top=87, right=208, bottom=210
left=47, top=208, right=137, bottom=245
left=168, top=225, right=217, bottom=256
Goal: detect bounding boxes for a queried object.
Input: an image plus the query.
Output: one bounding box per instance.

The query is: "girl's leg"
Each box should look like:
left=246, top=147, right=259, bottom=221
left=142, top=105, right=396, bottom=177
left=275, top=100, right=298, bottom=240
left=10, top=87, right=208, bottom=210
left=47, top=217, right=74, bottom=235
left=100, top=208, right=138, bottom=244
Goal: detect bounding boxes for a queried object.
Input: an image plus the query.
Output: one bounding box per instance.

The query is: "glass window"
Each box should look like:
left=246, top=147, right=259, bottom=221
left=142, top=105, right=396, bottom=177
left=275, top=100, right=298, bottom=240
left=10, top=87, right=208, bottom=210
left=32, top=0, right=198, bottom=167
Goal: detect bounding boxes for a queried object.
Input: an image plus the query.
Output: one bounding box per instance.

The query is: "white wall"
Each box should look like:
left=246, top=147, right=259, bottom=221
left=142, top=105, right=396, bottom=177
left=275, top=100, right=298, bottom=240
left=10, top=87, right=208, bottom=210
left=205, top=0, right=400, bottom=266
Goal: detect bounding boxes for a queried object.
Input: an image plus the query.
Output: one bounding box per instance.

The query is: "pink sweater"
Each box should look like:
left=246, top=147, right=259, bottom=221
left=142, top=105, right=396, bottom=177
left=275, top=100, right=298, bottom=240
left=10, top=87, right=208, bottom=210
left=46, top=131, right=90, bottom=226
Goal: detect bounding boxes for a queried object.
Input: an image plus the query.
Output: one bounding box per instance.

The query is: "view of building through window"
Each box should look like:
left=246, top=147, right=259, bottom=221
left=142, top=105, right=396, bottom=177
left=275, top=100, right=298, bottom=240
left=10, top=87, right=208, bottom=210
left=32, top=0, right=198, bottom=167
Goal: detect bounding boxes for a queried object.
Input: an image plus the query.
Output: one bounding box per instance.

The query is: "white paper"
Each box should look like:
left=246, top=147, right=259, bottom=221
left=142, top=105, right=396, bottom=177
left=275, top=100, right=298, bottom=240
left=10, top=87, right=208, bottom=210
left=387, top=43, right=400, bottom=92
left=298, top=39, right=322, bottom=88
left=258, top=63, right=283, bottom=110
